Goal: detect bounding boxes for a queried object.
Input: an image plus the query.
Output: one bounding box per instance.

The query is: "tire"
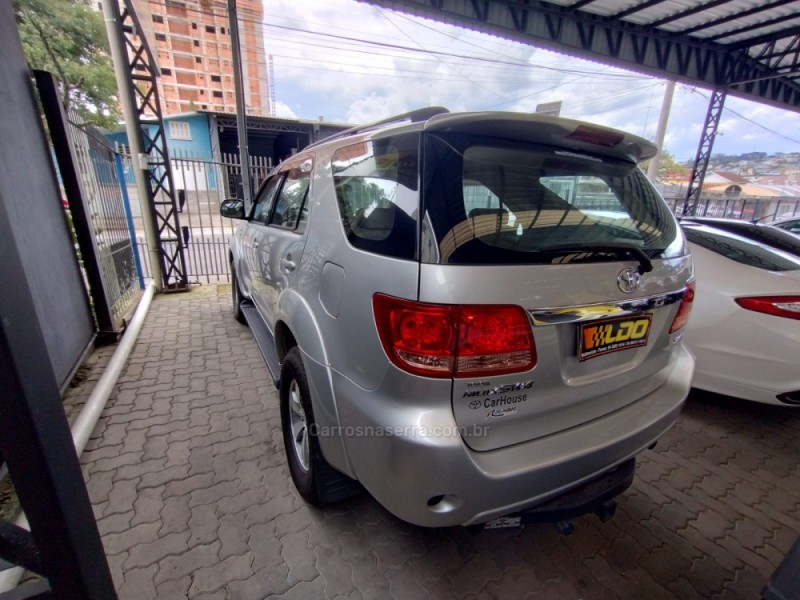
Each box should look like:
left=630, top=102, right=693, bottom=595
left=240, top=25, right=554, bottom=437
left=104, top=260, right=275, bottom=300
left=231, top=265, right=246, bottom=324
left=280, top=347, right=360, bottom=506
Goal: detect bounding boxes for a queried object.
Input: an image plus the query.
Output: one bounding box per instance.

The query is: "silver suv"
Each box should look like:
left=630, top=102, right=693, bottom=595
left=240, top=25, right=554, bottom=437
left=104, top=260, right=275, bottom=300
left=221, top=108, right=695, bottom=528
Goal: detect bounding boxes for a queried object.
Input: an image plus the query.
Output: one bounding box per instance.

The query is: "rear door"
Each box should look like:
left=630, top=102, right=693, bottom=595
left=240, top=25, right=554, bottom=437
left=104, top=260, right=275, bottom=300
left=255, top=158, right=313, bottom=327
left=420, top=132, right=693, bottom=451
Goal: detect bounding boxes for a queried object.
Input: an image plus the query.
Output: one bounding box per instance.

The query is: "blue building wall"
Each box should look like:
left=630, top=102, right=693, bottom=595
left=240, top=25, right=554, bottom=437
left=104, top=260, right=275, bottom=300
left=106, top=113, right=216, bottom=188
left=107, top=113, right=212, bottom=157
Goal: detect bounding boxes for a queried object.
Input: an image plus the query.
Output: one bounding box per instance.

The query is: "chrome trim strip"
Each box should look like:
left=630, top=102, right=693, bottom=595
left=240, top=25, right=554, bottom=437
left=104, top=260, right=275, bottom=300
left=528, top=290, right=685, bottom=326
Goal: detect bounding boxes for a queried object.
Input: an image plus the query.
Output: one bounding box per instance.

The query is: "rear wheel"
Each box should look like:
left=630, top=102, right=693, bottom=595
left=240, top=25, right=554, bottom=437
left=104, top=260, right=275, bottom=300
left=280, top=347, right=360, bottom=506
left=231, top=265, right=246, bottom=324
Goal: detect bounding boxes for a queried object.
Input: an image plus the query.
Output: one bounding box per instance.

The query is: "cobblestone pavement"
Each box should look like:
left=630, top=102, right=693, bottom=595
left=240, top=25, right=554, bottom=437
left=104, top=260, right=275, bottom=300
left=76, top=285, right=800, bottom=599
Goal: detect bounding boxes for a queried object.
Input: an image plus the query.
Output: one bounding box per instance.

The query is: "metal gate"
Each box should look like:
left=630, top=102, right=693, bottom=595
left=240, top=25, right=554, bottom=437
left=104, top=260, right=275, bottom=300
left=68, top=120, right=142, bottom=316
left=37, top=70, right=141, bottom=338
left=120, top=150, right=272, bottom=284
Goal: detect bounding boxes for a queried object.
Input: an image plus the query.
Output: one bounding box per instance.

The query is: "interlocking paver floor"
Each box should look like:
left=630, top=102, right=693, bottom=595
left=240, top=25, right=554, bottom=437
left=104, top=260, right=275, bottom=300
left=77, top=285, right=800, bottom=599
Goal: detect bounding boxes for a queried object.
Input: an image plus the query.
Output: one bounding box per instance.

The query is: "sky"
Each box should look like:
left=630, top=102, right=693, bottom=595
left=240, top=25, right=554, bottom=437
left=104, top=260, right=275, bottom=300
left=254, top=0, right=800, bottom=163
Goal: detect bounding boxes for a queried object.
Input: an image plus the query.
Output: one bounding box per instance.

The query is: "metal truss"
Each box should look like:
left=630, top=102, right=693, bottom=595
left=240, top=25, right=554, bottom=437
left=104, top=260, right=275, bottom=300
left=364, top=0, right=800, bottom=112
left=215, top=115, right=310, bottom=134
left=683, top=89, right=726, bottom=216
left=118, top=0, right=188, bottom=289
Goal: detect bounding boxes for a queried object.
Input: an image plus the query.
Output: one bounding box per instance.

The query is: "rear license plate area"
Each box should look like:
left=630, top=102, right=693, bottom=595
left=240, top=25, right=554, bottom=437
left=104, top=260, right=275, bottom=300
left=578, top=314, right=652, bottom=361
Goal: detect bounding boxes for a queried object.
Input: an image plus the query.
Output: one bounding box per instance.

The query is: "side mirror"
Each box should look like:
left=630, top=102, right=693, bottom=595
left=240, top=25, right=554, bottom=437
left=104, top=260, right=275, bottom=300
left=220, top=198, right=246, bottom=220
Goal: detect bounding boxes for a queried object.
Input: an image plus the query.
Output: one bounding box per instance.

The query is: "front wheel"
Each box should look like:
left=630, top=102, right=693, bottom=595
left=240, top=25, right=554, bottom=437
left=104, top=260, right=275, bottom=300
left=231, top=265, right=246, bottom=324
left=279, top=347, right=360, bottom=506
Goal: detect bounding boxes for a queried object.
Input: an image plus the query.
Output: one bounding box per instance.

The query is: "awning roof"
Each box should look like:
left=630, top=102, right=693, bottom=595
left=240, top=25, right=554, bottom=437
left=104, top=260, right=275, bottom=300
left=365, top=0, right=800, bottom=112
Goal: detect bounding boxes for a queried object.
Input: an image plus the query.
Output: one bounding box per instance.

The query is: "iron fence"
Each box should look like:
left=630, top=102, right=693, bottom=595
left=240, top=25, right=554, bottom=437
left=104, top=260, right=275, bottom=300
left=62, top=112, right=142, bottom=326
left=664, top=195, right=800, bottom=221
left=120, top=150, right=273, bottom=283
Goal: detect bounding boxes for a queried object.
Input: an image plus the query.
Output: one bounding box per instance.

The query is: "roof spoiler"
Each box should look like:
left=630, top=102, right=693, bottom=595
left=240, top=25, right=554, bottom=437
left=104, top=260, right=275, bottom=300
left=306, top=106, right=449, bottom=149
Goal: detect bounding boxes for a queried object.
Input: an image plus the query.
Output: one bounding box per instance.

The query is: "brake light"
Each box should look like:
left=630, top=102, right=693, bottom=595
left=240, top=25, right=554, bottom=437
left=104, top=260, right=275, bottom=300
left=669, top=283, right=695, bottom=333
left=735, top=296, right=800, bottom=320
left=373, top=294, right=536, bottom=378
left=565, top=125, right=624, bottom=147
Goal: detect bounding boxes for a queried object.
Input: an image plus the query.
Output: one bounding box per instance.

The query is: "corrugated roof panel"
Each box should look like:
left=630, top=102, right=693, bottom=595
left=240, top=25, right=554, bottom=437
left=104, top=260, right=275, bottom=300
left=544, top=0, right=799, bottom=47
left=367, top=0, right=800, bottom=111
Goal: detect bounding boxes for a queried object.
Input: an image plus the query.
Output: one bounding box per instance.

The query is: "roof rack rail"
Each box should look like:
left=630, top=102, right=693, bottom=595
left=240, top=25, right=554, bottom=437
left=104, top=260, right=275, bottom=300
left=307, top=106, right=449, bottom=149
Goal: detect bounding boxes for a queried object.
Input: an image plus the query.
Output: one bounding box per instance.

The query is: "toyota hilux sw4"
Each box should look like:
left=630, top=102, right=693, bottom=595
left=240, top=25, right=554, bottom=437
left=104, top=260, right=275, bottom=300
left=220, top=108, right=696, bottom=527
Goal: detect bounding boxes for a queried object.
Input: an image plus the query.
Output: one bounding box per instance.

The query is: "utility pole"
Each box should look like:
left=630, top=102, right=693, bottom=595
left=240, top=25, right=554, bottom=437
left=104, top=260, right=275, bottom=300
left=228, top=0, right=253, bottom=211
left=647, top=80, right=676, bottom=183
left=101, top=0, right=163, bottom=290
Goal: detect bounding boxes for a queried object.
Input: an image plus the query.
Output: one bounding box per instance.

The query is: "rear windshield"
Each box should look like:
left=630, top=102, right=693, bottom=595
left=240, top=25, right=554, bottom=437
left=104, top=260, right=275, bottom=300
left=421, top=134, right=684, bottom=265
left=684, top=226, right=800, bottom=271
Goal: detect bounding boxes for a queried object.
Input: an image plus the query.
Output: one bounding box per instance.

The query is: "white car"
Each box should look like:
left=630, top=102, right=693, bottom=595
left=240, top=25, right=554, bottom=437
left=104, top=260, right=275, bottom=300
left=682, top=223, right=800, bottom=405
left=771, top=216, right=800, bottom=236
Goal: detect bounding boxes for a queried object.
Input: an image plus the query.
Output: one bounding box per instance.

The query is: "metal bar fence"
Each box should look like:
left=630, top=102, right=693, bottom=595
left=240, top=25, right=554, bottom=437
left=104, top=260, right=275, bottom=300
left=663, top=195, right=800, bottom=221
left=119, top=150, right=273, bottom=284
left=62, top=112, right=142, bottom=325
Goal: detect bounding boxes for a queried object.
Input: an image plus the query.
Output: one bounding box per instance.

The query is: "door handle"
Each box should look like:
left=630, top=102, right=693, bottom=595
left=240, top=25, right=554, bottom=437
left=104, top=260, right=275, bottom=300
left=281, top=258, right=296, bottom=271
left=253, top=241, right=259, bottom=250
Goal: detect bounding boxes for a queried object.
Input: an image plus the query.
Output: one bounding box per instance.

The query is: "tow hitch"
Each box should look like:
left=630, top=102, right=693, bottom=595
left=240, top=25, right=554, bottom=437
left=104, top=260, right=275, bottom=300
left=480, top=459, right=635, bottom=535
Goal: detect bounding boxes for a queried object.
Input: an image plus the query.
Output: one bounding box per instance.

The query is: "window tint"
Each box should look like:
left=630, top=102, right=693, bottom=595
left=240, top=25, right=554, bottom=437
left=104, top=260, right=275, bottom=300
left=270, top=164, right=311, bottom=230
left=690, top=220, right=800, bottom=257
left=684, top=227, right=800, bottom=271
left=423, top=134, right=683, bottom=265
left=778, top=220, right=800, bottom=233
left=252, top=176, right=281, bottom=224
left=332, top=133, right=419, bottom=260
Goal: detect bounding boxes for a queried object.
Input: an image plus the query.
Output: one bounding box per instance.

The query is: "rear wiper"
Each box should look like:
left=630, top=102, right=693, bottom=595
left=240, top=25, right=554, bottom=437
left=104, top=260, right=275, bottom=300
left=540, top=243, right=654, bottom=274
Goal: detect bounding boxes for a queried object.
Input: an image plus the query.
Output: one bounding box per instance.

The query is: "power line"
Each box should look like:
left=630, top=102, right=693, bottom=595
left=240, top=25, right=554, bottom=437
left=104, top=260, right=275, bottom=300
left=376, top=9, right=510, bottom=100
left=689, top=88, right=800, bottom=145
left=146, top=0, right=645, bottom=79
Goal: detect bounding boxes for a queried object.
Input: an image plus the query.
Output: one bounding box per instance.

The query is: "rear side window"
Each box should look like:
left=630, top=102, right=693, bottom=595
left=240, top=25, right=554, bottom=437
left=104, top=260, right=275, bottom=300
left=422, top=134, right=683, bottom=265
left=252, top=176, right=282, bottom=224
left=332, top=133, right=419, bottom=260
left=684, top=227, right=800, bottom=271
left=270, top=162, right=312, bottom=231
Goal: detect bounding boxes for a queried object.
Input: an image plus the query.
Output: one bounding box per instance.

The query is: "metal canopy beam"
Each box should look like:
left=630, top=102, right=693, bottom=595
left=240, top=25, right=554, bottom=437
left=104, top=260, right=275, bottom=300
left=214, top=115, right=311, bottom=134
left=363, top=0, right=800, bottom=112
left=683, top=88, right=726, bottom=215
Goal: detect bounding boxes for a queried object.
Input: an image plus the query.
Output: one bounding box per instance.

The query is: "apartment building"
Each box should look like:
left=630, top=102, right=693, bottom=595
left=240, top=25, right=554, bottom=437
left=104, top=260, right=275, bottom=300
left=136, top=0, right=270, bottom=116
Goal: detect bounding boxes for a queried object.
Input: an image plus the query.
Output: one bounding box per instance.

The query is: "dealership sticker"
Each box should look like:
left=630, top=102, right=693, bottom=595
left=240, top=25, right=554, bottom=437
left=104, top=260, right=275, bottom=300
left=578, top=314, right=652, bottom=361
left=485, top=406, right=518, bottom=420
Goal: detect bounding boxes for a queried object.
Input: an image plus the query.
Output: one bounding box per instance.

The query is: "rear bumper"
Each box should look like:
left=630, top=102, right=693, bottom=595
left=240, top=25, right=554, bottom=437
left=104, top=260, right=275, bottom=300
left=331, top=346, right=694, bottom=527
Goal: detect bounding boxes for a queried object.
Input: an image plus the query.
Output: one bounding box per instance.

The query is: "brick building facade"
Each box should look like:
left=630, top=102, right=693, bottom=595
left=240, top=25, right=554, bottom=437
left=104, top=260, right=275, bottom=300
left=136, top=0, right=270, bottom=116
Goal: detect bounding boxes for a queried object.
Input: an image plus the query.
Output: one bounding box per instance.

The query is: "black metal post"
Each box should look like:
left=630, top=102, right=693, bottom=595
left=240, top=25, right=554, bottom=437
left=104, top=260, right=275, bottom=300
left=35, top=70, right=118, bottom=342
left=227, top=0, right=253, bottom=212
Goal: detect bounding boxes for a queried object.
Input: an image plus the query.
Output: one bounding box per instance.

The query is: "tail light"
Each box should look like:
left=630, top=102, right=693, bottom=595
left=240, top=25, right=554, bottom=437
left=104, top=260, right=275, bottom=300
left=669, top=283, right=695, bottom=333
left=373, top=294, right=536, bottom=378
left=735, top=296, right=800, bottom=320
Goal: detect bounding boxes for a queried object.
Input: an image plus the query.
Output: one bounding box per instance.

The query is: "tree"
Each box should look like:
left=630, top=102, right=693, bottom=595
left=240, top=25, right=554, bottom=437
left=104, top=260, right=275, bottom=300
left=643, top=149, right=691, bottom=182
left=14, top=0, right=120, bottom=128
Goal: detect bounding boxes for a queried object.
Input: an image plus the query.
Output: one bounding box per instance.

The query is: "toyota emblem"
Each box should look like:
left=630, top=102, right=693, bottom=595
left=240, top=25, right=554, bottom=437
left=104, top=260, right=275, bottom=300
left=617, top=268, right=641, bottom=294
